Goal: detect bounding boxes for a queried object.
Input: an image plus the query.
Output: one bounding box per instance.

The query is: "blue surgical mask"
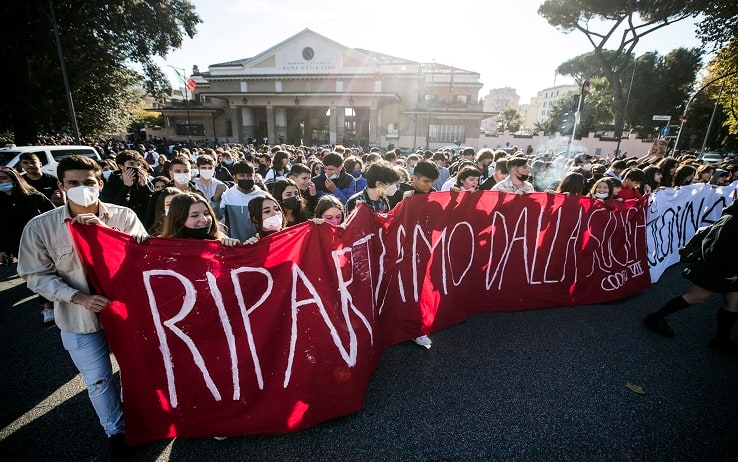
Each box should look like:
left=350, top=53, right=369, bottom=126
left=0, top=183, right=14, bottom=193
left=351, top=170, right=362, bottom=179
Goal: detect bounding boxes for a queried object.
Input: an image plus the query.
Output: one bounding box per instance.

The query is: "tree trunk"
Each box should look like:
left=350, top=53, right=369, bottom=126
left=611, top=77, right=626, bottom=140
left=597, top=51, right=627, bottom=140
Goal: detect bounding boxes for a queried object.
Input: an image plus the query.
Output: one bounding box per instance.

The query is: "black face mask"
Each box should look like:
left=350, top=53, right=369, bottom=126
left=516, top=172, right=530, bottom=182
left=282, top=196, right=301, bottom=211
left=238, top=179, right=255, bottom=191
left=181, top=224, right=211, bottom=240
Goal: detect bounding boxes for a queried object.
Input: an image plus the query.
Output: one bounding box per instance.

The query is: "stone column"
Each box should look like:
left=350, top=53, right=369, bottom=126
left=303, top=110, right=313, bottom=145
left=266, top=106, right=275, bottom=144
left=369, top=106, right=379, bottom=148
left=336, top=107, right=345, bottom=144
left=241, top=107, right=254, bottom=142
left=329, top=106, right=337, bottom=145
left=275, top=107, right=287, bottom=144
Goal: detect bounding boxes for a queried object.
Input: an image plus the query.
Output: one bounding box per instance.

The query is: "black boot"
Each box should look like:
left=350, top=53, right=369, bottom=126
left=643, top=296, right=691, bottom=338
left=708, top=309, right=738, bottom=358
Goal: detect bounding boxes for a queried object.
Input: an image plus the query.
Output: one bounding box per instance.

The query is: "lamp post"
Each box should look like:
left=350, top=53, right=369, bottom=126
left=615, top=55, right=641, bottom=157
left=567, top=80, right=590, bottom=156
left=673, top=67, right=738, bottom=154
left=166, top=64, right=192, bottom=142
left=700, top=79, right=726, bottom=154
left=49, top=0, right=80, bottom=143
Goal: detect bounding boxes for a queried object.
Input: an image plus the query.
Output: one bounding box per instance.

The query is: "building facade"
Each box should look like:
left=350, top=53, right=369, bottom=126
left=533, top=84, right=579, bottom=125
left=480, top=87, right=519, bottom=132
left=153, top=29, right=485, bottom=150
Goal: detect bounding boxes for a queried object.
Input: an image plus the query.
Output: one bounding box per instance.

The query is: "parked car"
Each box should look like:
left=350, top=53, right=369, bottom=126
left=700, top=152, right=724, bottom=166
left=0, top=145, right=101, bottom=176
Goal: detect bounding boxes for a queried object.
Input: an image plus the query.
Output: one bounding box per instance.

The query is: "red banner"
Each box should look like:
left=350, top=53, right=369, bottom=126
left=70, top=191, right=650, bottom=444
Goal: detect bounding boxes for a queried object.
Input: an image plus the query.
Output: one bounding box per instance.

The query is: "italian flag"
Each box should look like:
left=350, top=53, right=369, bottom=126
left=173, top=68, right=196, bottom=91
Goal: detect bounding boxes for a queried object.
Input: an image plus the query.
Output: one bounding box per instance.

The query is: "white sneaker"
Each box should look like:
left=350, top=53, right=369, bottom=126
left=42, top=308, right=55, bottom=324
left=413, top=335, right=432, bottom=349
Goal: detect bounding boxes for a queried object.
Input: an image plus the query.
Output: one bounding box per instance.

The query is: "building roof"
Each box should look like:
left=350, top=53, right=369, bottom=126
left=208, top=28, right=476, bottom=76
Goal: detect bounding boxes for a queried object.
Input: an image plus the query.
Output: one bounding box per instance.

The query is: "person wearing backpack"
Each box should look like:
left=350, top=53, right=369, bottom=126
left=643, top=201, right=738, bottom=357
left=262, top=150, right=290, bottom=193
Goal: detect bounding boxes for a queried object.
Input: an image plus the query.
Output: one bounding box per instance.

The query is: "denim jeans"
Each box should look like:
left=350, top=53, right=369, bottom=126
left=61, top=330, right=124, bottom=437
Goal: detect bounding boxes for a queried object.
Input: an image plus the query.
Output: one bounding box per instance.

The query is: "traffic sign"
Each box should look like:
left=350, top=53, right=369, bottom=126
left=661, top=126, right=670, bottom=137
left=652, top=115, right=671, bottom=121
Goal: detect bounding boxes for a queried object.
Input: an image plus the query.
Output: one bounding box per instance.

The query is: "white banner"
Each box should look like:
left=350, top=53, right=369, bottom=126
left=647, top=182, right=737, bottom=283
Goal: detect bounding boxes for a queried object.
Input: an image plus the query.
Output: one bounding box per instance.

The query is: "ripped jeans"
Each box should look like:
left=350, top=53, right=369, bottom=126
left=61, top=330, right=124, bottom=437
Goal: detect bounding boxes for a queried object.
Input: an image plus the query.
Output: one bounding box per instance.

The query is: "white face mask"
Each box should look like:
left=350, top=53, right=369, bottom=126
left=262, top=213, right=282, bottom=231
left=102, top=170, right=112, bottom=181
left=198, top=169, right=214, bottom=180
left=582, top=163, right=593, bottom=172
left=595, top=192, right=609, bottom=199
left=191, top=168, right=199, bottom=178
left=329, top=172, right=340, bottom=180
left=66, top=185, right=99, bottom=207
left=385, top=183, right=399, bottom=197
left=173, top=172, right=191, bottom=184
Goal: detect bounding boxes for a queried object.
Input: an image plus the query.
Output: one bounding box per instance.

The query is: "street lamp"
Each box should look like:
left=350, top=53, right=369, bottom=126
left=49, top=0, right=80, bottom=143
left=673, top=67, right=738, bottom=153
left=700, top=79, right=726, bottom=153
left=615, top=55, right=642, bottom=157
left=567, top=80, right=590, bottom=156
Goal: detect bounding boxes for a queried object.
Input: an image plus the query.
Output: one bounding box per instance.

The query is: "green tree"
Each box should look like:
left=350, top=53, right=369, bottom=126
left=689, top=2, right=738, bottom=51
left=625, top=49, right=702, bottom=137
left=496, top=107, right=524, bottom=133
left=686, top=39, right=738, bottom=149
left=538, top=0, right=695, bottom=139
left=538, top=78, right=613, bottom=137
left=0, top=0, right=201, bottom=144
left=556, top=48, right=701, bottom=138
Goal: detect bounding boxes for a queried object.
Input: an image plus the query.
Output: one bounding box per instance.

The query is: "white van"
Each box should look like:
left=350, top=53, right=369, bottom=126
left=0, top=145, right=102, bottom=177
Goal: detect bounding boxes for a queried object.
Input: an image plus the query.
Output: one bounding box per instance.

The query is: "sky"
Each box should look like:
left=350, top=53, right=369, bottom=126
left=156, top=0, right=705, bottom=104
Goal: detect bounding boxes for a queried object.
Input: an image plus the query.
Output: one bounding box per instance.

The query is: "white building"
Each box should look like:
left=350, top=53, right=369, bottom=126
left=533, top=84, right=579, bottom=125
left=154, top=29, right=486, bottom=149
left=481, top=87, right=520, bottom=132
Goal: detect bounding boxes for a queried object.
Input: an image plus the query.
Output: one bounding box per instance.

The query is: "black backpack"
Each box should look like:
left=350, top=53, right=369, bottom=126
left=678, top=226, right=710, bottom=263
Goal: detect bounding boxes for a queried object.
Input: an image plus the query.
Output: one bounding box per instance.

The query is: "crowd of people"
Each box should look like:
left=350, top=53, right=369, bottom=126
left=2, top=137, right=737, bottom=459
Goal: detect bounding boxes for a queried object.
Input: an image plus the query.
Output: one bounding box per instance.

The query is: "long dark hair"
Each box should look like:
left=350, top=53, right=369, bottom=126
left=160, top=192, right=223, bottom=239
left=314, top=195, right=345, bottom=222
left=642, top=165, right=662, bottom=193
left=247, top=193, right=285, bottom=236
left=672, top=165, right=696, bottom=187
left=272, top=178, right=307, bottom=225
left=0, top=166, right=38, bottom=196
left=656, top=157, right=678, bottom=187
left=149, top=187, right=181, bottom=236
left=589, top=177, right=613, bottom=200
left=556, top=172, right=585, bottom=195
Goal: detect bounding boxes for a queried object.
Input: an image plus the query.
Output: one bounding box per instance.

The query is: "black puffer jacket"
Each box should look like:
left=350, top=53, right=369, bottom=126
left=702, top=200, right=738, bottom=279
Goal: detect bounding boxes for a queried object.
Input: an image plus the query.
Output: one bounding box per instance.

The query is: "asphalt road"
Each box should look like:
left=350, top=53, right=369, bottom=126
left=1, top=261, right=736, bottom=461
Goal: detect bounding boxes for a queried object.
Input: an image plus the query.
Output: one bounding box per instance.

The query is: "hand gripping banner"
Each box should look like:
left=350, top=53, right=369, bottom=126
left=70, top=191, right=650, bottom=444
